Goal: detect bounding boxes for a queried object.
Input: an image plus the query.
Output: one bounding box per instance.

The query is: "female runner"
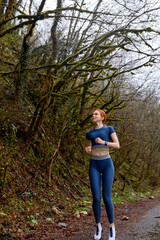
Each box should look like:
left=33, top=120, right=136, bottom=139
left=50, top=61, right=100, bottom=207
left=86, top=109, right=120, bottom=240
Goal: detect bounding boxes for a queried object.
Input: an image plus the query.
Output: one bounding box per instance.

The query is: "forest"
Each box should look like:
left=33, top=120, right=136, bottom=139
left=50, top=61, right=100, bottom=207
left=0, top=0, right=160, bottom=238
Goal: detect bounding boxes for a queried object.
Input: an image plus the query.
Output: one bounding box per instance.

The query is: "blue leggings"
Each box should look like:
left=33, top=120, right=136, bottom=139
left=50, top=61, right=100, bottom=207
left=89, top=158, right=114, bottom=224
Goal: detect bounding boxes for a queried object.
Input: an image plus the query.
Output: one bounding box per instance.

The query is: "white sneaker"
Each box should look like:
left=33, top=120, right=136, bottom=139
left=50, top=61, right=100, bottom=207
left=94, top=224, right=103, bottom=240
left=108, top=226, right=116, bottom=240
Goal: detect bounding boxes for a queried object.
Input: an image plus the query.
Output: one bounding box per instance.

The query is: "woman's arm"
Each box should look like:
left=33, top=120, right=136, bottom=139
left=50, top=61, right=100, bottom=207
left=95, top=132, right=120, bottom=149
left=108, top=132, right=120, bottom=149
left=85, top=139, right=91, bottom=153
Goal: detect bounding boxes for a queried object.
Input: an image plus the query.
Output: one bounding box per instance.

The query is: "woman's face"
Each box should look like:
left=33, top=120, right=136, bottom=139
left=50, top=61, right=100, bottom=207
left=92, top=110, right=104, bottom=123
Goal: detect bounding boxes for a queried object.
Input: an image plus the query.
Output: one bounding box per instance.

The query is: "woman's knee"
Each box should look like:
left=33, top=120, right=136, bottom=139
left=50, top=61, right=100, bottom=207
left=93, top=194, right=101, bottom=204
left=103, top=195, right=112, bottom=205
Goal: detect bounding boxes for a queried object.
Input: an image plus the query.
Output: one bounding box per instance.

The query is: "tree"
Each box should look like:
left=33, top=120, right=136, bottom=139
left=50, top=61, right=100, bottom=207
left=0, top=0, right=160, bottom=196
left=113, top=86, right=160, bottom=190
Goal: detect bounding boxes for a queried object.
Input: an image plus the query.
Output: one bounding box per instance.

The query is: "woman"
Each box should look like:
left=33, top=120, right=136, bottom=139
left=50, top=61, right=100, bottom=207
left=86, top=109, right=120, bottom=240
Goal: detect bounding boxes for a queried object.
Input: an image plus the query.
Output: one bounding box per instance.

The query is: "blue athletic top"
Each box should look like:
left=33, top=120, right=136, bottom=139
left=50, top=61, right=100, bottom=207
left=86, top=125, right=115, bottom=149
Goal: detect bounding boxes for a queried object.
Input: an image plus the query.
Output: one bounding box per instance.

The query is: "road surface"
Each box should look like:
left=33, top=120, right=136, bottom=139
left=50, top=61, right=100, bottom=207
left=117, top=205, right=160, bottom=240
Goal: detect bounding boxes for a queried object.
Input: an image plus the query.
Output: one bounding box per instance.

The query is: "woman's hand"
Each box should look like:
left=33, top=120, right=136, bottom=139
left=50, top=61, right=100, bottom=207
left=85, top=146, right=91, bottom=153
left=95, top=137, right=105, bottom=145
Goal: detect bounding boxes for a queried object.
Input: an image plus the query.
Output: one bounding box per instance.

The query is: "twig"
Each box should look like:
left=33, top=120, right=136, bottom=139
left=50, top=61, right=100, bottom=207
left=48, top=125, right=66, bottom=184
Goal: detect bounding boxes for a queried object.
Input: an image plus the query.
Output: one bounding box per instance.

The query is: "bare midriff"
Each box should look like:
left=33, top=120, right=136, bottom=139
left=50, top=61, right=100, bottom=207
left=91, top=148, right=109, bottom=156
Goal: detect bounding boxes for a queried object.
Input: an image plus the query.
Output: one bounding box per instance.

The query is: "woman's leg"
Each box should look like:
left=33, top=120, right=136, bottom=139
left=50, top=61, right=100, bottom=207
left=102, top=158, right=114, bottom=224
left=89, top=160, right=102, bottom=224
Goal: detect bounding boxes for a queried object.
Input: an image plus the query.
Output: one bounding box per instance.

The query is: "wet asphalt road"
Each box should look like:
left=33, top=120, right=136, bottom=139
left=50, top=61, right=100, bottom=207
left=117, top=205, right=160, bottom=240
left=67, top=205, right=160, bottom=240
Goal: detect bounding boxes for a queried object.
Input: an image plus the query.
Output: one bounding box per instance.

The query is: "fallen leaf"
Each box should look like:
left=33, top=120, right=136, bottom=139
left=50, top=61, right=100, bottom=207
left=122, top=215, right=129, bottom=220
